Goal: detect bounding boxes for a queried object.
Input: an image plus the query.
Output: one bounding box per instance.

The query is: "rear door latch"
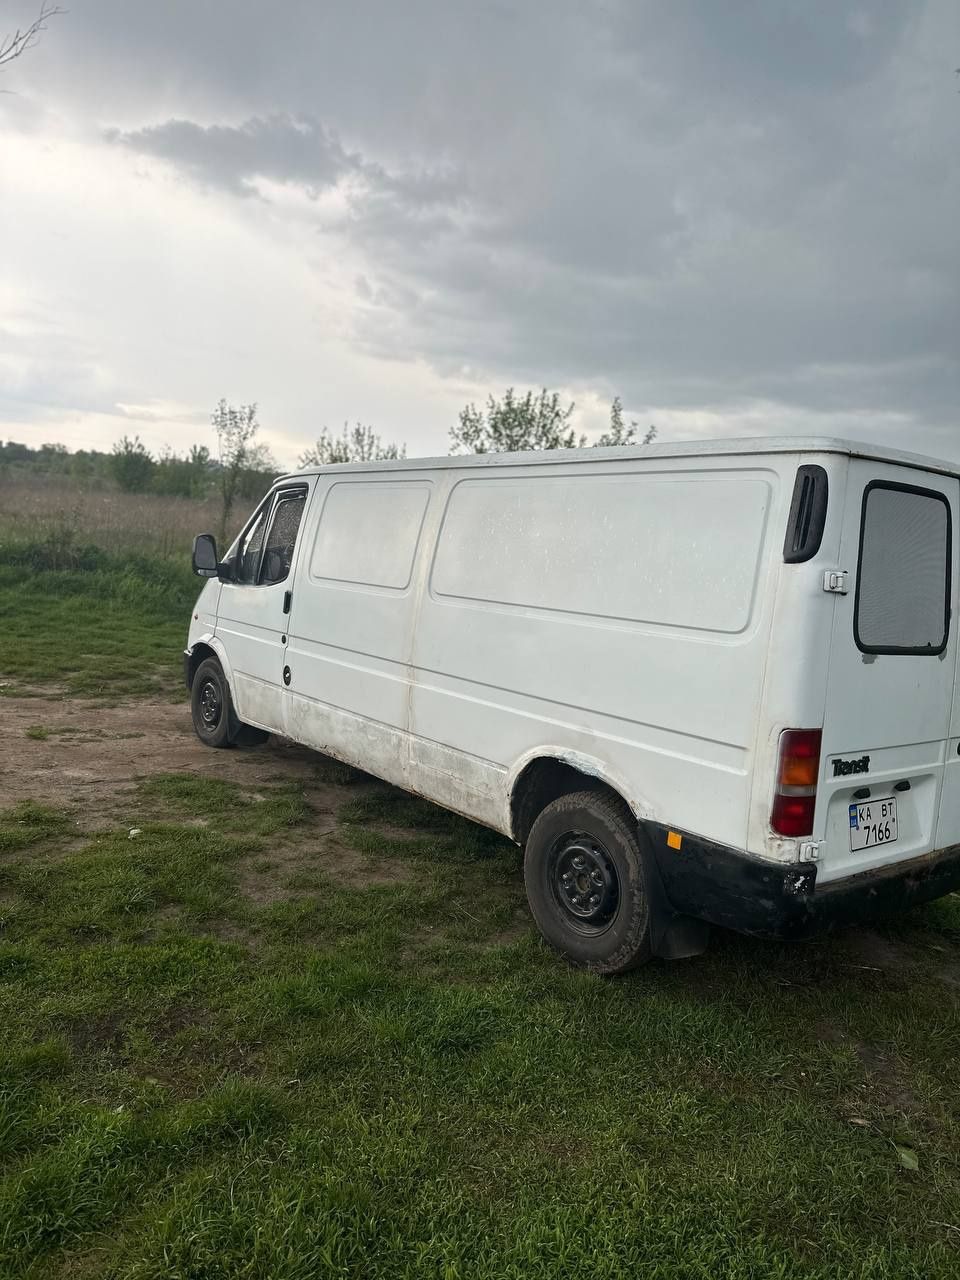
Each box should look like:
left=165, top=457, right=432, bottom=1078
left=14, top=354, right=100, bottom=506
left=822, top=570, right=848, bottom=594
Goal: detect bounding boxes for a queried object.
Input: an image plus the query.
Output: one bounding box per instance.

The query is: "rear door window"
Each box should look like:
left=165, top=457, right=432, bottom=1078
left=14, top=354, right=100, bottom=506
left=855, top=481, right=951, bottom=655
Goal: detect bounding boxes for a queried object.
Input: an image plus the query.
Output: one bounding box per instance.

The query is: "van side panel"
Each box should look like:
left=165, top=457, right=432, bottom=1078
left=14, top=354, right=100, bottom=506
left=409, top=459, right=790, bottom=847
left=744, top=454, right=850, bottom=861
left=282, top=476, right=433, bottom=789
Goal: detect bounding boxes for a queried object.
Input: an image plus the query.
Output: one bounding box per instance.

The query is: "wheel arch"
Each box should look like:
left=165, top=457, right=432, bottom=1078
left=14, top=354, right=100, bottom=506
left=185, top=635, right=237, bottom=700
left=508, top=748, right=653, bottom=845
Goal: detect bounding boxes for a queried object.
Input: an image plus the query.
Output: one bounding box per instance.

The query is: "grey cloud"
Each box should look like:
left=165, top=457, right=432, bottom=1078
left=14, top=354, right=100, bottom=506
left=108, top=115, right=359, bottom=198
left=108, top=112, right=465, bottom=224
left=606, top=1, right=916, bottom=102
left=334, top=3, right=958, bottom=430
left=8, top=0, right=959, bottom=450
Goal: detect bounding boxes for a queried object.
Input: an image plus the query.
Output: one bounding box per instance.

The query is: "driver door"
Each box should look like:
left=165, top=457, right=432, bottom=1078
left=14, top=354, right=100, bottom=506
left=215, top=483, right=310, bottom=732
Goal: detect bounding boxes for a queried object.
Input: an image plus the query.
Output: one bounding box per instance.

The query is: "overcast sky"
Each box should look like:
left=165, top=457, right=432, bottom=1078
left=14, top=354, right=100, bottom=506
left=1, top=0, right=957, bottom=468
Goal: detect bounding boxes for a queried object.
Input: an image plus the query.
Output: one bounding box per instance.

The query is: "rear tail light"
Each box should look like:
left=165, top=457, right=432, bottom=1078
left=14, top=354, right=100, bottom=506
left=771, top=729, right=822, bottom=837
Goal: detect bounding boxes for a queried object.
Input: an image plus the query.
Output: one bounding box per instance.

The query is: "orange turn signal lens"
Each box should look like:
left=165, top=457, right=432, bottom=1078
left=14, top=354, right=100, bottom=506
left=777, top=729, right=822, bottom=789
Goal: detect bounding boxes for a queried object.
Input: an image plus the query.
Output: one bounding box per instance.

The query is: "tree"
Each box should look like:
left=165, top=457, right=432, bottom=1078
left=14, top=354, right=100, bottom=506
left=0, top=441, right=31, bottom=463
left=109, top=435, right=154, bottom=493
left=237, top=442, right=278, bottom=501
left=0, top=3, right=64, bottom=72
left=450, top=388, right=584, bottom=454
left=595, top=396, right=636, bottom=447
left=213, top=400, right=262, bottom=543
left=595, top=397, right=657, bottom=448
left=299, top=423, right=406, bottom=468
left=450, top=387, right=658, bottom=454
left=37, top=442, right=69, bottom=473
left=154, top=444, right=212, bottom=499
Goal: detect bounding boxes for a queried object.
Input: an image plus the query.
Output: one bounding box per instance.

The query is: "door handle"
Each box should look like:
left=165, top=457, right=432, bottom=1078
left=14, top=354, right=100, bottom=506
left=282, top=590, right=292, bottom=614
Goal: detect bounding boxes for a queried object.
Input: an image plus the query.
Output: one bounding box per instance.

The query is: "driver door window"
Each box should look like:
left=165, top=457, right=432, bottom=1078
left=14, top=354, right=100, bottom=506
left=260, top=492, right=307, bottom=586
left=230, top=488, right=308, bottom=586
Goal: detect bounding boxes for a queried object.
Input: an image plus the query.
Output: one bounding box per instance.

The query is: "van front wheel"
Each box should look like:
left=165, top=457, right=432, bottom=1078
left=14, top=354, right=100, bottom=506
left=190, top=657, right=237, bottom=749
left=524, top=791, right=652, bottom=974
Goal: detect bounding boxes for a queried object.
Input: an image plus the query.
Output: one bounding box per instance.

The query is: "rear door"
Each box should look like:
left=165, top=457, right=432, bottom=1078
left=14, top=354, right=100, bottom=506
left=817, top=459, right=957, bottom=883
left=936, top=562, right=960, bottom=850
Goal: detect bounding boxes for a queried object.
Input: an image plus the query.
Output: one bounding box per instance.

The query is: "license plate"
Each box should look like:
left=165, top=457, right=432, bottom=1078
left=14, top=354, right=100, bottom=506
left=848, top=797, right=898, bottom=851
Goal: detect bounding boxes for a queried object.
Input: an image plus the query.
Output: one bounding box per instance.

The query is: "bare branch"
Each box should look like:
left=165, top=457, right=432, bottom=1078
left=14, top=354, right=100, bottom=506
left=0, top=3, right=65, bottom=70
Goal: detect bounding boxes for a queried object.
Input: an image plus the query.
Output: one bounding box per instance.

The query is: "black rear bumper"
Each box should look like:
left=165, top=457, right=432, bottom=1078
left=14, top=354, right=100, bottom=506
left=645, top=823, right=960, bottom=941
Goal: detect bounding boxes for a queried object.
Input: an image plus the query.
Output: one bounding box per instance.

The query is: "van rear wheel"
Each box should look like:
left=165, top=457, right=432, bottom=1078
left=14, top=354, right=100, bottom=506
left=190, top=657, right=237, bottom=749
left=524, top=790, right=652, bottom=974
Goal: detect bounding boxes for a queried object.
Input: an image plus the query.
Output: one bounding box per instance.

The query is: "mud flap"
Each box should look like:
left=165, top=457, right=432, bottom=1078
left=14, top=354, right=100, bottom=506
left=641, top=827, right=710, bottom=959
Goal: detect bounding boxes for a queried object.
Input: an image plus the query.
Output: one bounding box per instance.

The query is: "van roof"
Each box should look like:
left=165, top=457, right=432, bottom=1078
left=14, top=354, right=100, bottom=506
left=279, top=435, right=959, bottom=483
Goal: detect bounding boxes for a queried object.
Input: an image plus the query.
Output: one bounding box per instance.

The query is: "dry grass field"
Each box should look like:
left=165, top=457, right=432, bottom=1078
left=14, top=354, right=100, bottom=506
left=0, top=473, right=222, bottom=560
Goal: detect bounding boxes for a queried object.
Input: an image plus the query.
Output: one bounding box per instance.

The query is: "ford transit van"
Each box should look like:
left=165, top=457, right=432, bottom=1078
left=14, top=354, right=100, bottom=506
left=185, top=438, right=960, bottom=971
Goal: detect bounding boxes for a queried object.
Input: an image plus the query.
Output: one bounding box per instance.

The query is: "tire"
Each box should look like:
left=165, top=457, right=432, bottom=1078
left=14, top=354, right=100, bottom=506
left=190, top=657, right=239, bottom=749
left=524, top=790, right=652, bottom=974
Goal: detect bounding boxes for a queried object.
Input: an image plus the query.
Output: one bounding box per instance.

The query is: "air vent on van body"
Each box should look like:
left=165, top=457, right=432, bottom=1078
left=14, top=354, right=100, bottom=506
left=783, top=464, right=828, bottom=564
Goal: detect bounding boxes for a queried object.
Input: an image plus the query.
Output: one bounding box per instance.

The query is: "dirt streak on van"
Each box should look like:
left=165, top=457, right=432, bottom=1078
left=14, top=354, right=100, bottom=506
left=185, top=437, right=960, bottom=972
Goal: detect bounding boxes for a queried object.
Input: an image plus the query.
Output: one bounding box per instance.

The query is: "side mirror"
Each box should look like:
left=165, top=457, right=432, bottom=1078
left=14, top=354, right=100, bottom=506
left=192, top=533, right=219, bottom=577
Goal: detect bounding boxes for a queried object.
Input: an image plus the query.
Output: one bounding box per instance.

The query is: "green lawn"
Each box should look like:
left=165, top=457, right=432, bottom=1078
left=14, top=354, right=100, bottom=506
left=2, top=547, right=960, bottom=1277
left=0, top=539, right=195, bottom=700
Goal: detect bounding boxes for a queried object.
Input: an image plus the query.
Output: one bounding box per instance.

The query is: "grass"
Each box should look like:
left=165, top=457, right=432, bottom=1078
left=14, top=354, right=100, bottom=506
left=0, top=539, right=197, bottom=700
left=0, top=802, right=75, bottom=856
left=2, top=775, right=960, bottom=1277
left=0, top=470, right=247, bottom=699
left=2, top=521, right=960, bottom=1274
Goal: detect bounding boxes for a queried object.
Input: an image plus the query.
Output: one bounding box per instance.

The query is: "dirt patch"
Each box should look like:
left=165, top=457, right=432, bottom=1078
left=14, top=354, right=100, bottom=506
left=138, top=904, right=262, bottom=950
left=308, top=841, right=417, bottom=891
left=815, top=1019, right=920, bottom=1114
left=488, top=911, right=532, bottom=947
left=63, top=1011, right=128, bottom=1056
left=0, top=693, right=372, bottom=834
left=232, top=826, right=416, bottom=905
left=196, top=918, right=260, bottom=947
left=1, top=691, right=425, bottom=891
left=148, top=1003, right=204, bottom=1041
left=837, top=927, right=919, bottom=975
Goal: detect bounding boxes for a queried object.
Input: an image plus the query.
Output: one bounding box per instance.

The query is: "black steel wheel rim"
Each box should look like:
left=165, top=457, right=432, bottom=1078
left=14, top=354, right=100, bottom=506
left=547, top=831, right=620, bottom=935
left=198, top=678, right=222, bottom=730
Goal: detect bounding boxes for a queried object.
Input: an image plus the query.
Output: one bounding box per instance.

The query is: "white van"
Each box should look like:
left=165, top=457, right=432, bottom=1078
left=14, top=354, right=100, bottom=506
left=185, top=437, right=960, bottom=972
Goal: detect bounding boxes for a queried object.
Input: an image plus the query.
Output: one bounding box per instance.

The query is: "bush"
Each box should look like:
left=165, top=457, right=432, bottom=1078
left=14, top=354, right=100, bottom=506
left=110, top=436, right=155, bottom=494
left=0, top=539, right=197, bottom=613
